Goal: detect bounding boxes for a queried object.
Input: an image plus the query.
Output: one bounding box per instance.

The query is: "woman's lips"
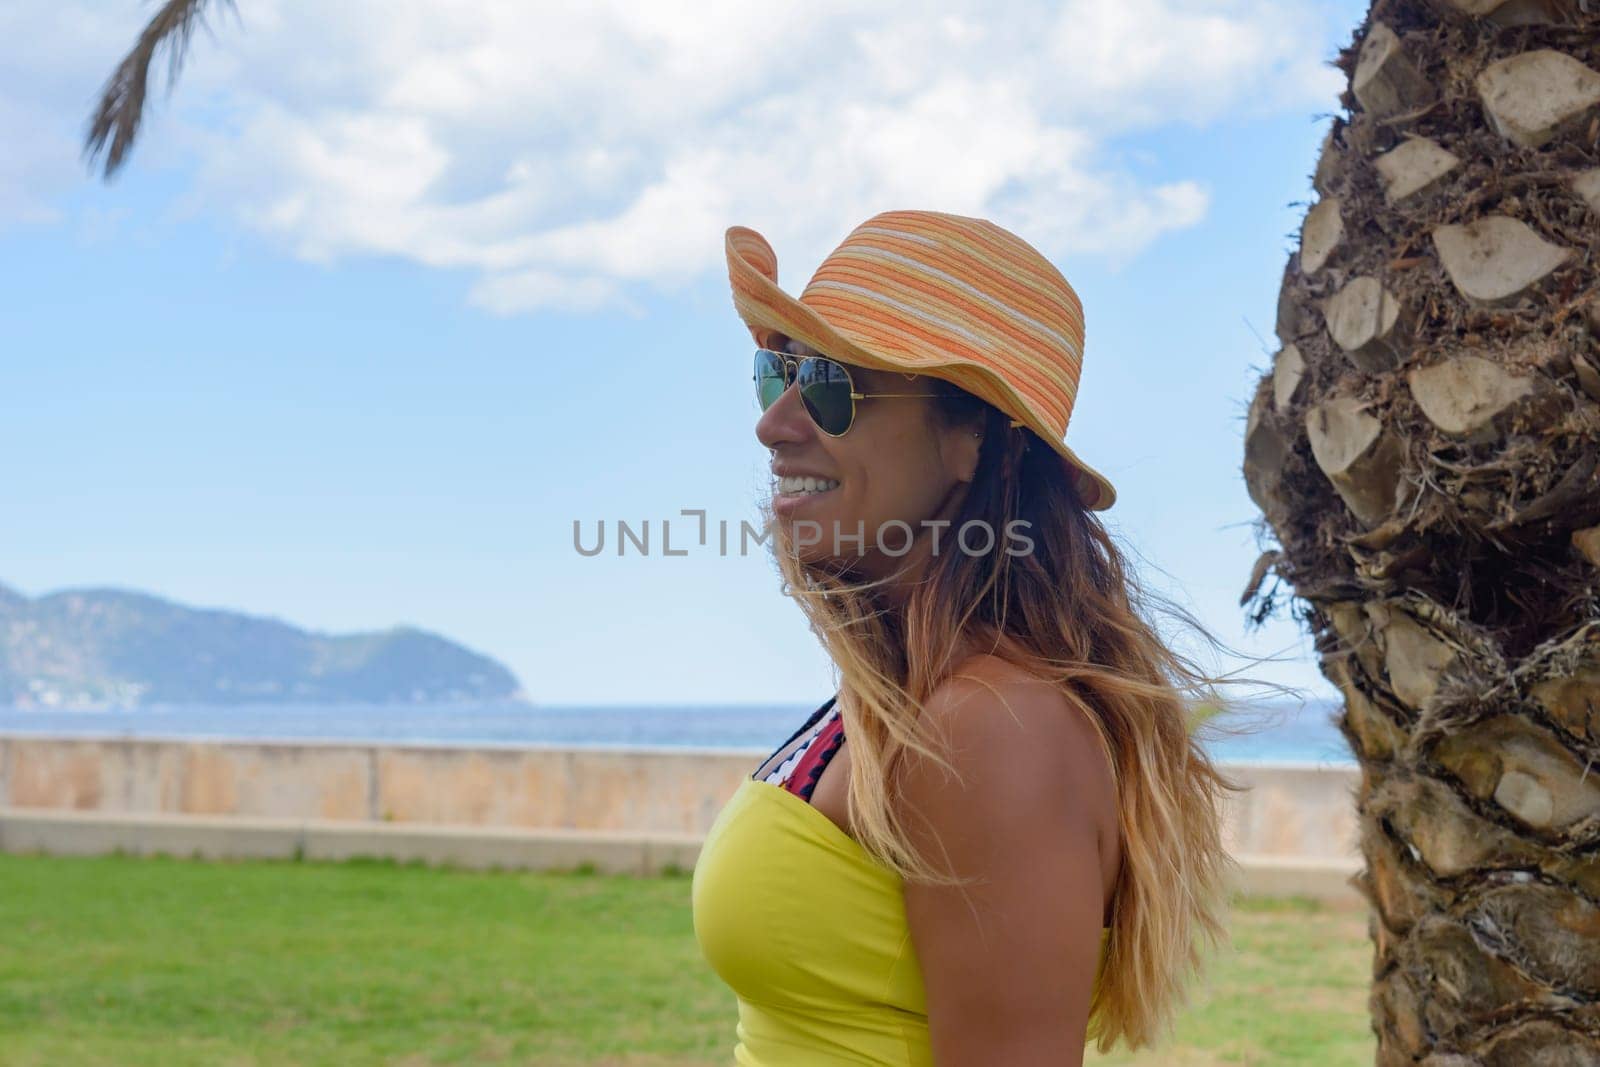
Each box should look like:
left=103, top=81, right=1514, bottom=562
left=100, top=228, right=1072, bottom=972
left=772, top=481, right=839, bottom=519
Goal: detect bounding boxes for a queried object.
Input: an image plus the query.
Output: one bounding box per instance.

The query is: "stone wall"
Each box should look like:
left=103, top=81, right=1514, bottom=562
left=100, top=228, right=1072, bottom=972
left=0, top=734, right=1364, bottom=897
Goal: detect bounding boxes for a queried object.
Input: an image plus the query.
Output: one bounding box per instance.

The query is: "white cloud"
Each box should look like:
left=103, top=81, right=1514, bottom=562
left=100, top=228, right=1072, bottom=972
left=468, top=268, right=628, bottom=317
left=1043, top=0, right=1345, bottom=126
left=1, top=0, right=1347, bottom=312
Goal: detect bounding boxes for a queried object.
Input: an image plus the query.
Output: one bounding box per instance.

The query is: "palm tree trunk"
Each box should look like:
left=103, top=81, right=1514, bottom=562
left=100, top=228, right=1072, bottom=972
left=1243, top=1, right=1600, bottom=1061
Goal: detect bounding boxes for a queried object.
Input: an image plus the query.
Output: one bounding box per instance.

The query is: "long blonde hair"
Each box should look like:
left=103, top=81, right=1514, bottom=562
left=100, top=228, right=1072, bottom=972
left=767, top=377, right=1256, bottom=1053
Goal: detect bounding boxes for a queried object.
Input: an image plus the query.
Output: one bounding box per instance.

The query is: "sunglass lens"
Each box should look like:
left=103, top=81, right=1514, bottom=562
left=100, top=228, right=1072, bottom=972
left=796, top=357, right=854, bottom=435
left=754, top=349, right=788, bottom=411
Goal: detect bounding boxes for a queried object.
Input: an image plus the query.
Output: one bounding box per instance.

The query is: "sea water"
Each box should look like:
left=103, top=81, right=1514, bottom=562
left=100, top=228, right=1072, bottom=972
left=0, top=699, right=1354, bottom=765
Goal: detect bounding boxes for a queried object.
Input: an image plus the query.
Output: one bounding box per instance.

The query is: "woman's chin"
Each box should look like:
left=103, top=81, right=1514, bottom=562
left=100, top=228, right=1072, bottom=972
left=771, top=508, right=850, bottom=563
left=776, top=522, right=837, bottom=564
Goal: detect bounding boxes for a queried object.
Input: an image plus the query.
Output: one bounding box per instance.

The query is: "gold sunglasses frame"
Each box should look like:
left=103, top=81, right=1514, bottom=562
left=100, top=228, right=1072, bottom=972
left=753, top=347, right=931, bottom=438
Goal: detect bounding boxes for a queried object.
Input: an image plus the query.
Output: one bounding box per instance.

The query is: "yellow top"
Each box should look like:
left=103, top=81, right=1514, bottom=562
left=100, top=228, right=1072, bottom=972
left=692, top=776, right=1109, bottom=1066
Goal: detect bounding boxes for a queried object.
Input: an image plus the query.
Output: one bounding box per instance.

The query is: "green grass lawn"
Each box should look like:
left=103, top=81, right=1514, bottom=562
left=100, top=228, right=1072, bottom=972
left=0, top=852, right=1374, bottom=1066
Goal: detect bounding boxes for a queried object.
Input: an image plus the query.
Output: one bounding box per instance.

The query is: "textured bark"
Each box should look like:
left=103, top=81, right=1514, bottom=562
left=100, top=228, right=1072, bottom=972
left=1377, top=136, right=1463, bottom=202
left=1305, top=197, right=1348, bottom=274
left=1243, top=3, right=1600, bottom=1060
left=1276, top=342, right=1310, bottom=412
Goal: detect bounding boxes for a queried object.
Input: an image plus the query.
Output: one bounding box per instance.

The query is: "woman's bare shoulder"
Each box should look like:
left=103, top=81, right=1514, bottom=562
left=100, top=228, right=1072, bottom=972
left=928, top=652, right=1117, bottom=831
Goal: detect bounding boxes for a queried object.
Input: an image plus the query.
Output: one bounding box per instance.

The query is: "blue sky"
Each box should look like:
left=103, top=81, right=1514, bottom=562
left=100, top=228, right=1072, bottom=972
left=1, top=0, right=1368, bottom=704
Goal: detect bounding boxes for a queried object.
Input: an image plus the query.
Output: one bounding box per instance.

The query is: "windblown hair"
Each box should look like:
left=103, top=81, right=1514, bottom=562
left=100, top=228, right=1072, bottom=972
left=764, top=372, right=1260, bottom=1054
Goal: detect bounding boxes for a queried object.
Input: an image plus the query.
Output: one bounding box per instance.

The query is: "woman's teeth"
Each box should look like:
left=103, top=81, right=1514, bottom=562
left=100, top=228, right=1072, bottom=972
left=778, top=476, right=840, bottom=495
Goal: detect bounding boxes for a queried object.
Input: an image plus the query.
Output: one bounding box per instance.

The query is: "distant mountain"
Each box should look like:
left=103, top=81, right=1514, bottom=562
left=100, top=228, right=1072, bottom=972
left=0, top=581, right=527, bottom=708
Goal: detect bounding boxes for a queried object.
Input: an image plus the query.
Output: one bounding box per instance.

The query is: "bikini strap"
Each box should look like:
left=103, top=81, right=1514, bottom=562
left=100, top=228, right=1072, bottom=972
left=782, top=706, right=845, bottom=803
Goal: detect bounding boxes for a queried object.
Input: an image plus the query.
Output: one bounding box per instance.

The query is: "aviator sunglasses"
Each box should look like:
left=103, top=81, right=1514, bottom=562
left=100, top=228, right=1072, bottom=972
left=753, top=348, right=931, bottom=437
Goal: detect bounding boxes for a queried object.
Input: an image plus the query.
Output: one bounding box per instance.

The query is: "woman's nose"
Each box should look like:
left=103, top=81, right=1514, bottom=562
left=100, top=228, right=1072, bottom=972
left=756, top=379, right=813, bottom=451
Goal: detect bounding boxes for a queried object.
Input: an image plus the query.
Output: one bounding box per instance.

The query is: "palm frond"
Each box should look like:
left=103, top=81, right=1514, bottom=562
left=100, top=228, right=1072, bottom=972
left=83, top=0, right=237, bottom=180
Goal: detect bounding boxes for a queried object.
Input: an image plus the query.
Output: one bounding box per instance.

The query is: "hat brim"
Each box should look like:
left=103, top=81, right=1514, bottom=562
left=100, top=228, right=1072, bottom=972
left=727, top=225, right=1117, bottom=511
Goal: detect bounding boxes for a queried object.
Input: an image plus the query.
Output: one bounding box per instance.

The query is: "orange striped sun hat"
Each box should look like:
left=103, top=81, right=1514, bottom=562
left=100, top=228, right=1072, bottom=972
left=726, top=209, right=1116, bottom=511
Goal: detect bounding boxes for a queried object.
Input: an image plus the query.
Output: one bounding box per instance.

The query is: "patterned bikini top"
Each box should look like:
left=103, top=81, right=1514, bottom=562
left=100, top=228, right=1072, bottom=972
left=752, top=695, right=844, bottom=802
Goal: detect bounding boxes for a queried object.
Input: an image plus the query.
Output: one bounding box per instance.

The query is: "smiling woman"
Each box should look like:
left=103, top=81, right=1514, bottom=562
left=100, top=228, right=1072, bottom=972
left=691, top=209, right=1247, bottom=1067
left=757, top=339, right=979, bottom=566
